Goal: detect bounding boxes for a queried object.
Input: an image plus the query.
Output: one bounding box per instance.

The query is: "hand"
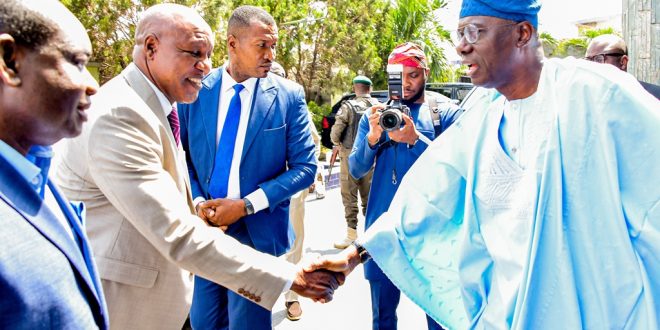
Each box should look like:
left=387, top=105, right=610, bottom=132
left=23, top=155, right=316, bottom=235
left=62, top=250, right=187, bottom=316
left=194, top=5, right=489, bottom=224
left=197, top=198, right=246, bottom=227
left=366, top=104, right=386, bottom=146
left=308, top=183, right=316, bottom=194
left=387, top=113, right=419, bottom=146
left=304, top=245, right=361, bottom=278
left=290, top=268, right=345, bottom=303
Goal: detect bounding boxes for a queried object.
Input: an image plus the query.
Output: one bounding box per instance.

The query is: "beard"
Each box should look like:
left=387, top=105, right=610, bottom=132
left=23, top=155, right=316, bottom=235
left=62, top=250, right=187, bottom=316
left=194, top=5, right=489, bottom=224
left=402, top=87, right=425, bottom=106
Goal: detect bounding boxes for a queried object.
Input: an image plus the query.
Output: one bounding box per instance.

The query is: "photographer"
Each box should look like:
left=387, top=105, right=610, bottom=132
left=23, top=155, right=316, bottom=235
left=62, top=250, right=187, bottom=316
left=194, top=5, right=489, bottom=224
left=348, top=42, right=462, bottom=330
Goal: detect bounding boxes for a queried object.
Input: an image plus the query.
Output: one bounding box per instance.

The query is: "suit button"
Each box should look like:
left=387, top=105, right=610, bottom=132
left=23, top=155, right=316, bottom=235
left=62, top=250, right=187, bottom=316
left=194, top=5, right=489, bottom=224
left=206, top=177, right=211, bottom=183
left=238, top=288, right=245, bottom=294
left=255, top=296, right=261, bottom=303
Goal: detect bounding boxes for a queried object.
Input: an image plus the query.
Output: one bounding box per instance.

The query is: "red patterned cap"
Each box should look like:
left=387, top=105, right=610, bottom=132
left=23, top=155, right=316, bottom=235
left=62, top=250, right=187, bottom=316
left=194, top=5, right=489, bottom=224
left=388, top=42, right=429, bottom=70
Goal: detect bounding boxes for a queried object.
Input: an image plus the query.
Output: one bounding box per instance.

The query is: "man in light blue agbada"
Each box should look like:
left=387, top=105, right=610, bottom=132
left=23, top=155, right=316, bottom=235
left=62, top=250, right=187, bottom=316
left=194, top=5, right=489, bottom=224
left=308, top=0, right=660, bottom=329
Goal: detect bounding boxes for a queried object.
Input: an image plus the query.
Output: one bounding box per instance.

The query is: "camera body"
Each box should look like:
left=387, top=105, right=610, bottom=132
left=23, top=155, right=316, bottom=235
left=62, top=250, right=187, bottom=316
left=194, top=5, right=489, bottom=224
left=379, top=64, right=410, bottom=132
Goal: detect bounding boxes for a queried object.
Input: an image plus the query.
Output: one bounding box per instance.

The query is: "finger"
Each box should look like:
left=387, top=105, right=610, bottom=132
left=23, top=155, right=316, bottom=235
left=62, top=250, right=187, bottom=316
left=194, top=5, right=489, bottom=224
left=303, top=260, right=323, bottom=272
left=334, top=272, right=346, bottom=286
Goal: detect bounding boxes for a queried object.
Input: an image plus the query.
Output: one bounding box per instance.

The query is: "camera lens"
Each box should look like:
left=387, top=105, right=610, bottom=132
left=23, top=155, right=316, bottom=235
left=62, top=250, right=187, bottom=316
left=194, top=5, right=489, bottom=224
left=381, top=114, right=398, bottom=129
left=379, top=109, right=402, bottom=131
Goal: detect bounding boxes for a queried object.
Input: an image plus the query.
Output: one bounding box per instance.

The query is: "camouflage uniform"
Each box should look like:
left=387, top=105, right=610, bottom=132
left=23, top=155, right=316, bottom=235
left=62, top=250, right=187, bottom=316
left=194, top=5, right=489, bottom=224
left=330, top=95, right=376, bottom=231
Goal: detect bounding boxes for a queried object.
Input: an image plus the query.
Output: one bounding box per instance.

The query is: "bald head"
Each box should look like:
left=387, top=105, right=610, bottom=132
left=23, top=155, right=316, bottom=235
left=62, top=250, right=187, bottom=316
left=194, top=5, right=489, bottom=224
left=131, top=4, right=213, bottom=104
left=133, top=3, right=212, bottom=60
left=585, top=34, right=628, bottom=71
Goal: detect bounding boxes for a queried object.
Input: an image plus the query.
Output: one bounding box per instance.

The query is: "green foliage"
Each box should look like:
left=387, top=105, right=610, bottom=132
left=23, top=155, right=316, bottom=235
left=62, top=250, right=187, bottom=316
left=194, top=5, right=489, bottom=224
left=543, top=27, right=621, bottom=58
left=306, top=100, right=331, bottom=132
left=64, top=0, right=453, bottom=100
left=383, top=0, right=450, bottom=84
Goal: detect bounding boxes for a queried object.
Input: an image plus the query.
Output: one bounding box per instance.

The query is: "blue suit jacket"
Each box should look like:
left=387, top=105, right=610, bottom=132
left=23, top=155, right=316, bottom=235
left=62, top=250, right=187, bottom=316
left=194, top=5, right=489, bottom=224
left=179, top=69, right=316, bottom=256
left=0, top=154, right=108, bottom=329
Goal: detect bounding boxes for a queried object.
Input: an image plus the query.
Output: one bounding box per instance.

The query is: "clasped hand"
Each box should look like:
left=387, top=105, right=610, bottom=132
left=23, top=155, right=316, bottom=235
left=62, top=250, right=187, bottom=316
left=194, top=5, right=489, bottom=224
left=290, top=245, right=362, bottom=303
left=196, top=198, right=245, bottom=228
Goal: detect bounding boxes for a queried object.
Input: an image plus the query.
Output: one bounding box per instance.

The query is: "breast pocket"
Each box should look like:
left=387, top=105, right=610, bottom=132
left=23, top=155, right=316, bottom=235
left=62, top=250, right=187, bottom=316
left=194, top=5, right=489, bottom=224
left=260, top=124, right=287, bottom=170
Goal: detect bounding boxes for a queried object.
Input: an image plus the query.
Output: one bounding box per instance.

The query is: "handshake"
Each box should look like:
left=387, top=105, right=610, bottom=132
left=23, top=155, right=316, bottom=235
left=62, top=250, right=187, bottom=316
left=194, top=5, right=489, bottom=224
left=289, top=244, right=364, bottom=303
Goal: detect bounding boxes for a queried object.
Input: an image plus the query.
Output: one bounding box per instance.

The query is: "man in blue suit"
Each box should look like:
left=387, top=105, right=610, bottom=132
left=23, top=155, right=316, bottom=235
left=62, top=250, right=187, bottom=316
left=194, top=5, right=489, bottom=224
left=178, top=5, right=317, bottom=330
left=0, top=0, right=107, bottom=328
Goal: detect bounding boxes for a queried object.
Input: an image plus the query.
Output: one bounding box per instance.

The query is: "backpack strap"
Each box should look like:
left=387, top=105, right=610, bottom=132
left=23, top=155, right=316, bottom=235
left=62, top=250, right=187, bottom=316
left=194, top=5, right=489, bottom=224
left=425, top=94, right=443, bottom=137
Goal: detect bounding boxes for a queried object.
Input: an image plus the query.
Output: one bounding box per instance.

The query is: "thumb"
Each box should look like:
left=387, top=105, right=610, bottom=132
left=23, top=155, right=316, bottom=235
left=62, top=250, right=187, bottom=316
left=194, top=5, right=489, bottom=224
left=303, top=257, right=326, bottom=272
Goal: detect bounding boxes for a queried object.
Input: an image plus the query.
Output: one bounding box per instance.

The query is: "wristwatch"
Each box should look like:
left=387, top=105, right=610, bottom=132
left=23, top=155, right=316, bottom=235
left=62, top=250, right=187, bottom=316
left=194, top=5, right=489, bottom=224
left=351, top=242, right=371, bottom=264
left=242, top=198, right=255, bottom=215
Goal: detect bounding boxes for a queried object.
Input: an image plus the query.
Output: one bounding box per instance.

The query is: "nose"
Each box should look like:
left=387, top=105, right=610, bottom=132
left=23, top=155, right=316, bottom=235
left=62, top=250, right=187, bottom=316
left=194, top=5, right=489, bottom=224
left=265, top=47, right=275, bottom=61
left=84, top=68, right=99, bottom=96
left=455, top=37, right=472, bottom=56
left=195, top=56, right=212, bottom=75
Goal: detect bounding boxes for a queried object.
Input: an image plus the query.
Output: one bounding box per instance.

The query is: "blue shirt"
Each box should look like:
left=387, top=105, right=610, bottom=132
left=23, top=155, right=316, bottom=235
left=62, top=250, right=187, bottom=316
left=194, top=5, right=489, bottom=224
left=349, top=102, right=462, bottom=280
left=0, top=141, right=74, bottom=240
left=0, top=141, right=43, bottom=194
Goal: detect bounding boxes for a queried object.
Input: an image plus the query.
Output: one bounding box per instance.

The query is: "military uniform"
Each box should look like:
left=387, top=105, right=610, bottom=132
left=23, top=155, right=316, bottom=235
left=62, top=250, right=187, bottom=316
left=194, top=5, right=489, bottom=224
left=330, top=95, right=376, bottom=243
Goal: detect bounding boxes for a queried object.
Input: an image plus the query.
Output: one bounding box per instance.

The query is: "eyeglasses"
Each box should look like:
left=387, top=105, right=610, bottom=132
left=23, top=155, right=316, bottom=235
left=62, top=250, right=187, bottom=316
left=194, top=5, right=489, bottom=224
left=584, top=52, right=625, bottom=63
left=453, top=22, right=519, bottom=45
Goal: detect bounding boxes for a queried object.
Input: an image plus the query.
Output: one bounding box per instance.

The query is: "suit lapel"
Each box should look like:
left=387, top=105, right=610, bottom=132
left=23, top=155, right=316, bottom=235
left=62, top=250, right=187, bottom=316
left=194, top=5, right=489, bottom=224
left=122, top=64, right=177, bottom=152
left=48, top=181, right=106, bottom=309
left=122, top=64, right=190, bottom=195
left=242, top=76, right=277, bottom=160
left=200, top=68, right=223, bottom=166
left=0, top=156, right=99, bottom=306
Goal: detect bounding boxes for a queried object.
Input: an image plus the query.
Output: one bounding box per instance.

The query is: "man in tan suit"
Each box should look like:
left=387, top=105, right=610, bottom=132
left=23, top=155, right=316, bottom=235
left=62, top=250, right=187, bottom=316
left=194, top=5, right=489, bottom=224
left=54, top=4, right=341, bottom=329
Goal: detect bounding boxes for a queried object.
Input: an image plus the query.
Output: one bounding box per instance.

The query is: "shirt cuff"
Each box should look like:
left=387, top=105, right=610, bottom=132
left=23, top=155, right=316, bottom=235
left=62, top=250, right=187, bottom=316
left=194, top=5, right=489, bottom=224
left=245, top=189, right=269, bottom=213
left=418, top=134, right=432, bottom=146
left=193, top=197, right=206, bottom=210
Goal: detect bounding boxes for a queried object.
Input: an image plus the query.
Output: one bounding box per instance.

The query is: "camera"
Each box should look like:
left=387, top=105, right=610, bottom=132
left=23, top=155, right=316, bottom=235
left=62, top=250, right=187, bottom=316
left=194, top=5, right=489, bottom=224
left=379, top=64, right=410, bottom=132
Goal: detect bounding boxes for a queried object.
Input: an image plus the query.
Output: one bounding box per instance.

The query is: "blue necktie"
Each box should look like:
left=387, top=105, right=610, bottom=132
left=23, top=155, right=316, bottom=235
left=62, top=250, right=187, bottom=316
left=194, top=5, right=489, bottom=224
left=208, top=84, right=244, bottom=199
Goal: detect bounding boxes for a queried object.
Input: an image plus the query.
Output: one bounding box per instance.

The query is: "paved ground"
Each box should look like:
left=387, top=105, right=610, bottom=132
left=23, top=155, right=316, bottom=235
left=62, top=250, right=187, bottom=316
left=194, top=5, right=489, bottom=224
left=271, top=178, right=429, bottom=330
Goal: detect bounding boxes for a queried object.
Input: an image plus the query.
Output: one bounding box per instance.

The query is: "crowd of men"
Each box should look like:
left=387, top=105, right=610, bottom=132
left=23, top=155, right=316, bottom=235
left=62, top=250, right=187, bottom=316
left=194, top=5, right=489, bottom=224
left=0, top=0, right=658, bottom=329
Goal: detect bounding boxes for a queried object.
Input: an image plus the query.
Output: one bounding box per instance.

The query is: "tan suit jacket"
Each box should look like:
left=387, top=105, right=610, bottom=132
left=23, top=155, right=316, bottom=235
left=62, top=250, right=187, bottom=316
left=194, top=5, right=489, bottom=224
left=54, top=64, right=294, bottom=329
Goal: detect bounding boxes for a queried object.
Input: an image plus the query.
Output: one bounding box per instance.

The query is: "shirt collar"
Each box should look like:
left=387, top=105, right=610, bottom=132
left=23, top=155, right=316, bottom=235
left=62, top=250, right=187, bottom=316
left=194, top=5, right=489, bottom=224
left=136, top=67, right=177, bottom=116
left=221, top=64, right=258, bottom=97
left=0, top=140, right=48, bottom=194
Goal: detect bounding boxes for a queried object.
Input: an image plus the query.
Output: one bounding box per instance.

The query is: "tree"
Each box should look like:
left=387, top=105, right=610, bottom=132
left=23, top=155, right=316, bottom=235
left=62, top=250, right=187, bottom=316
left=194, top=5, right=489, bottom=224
left=546, top=28, right=619, bottom=58
left=63, top=0, right=226, bottom=84
left=383, top=0, right=451, bottom=84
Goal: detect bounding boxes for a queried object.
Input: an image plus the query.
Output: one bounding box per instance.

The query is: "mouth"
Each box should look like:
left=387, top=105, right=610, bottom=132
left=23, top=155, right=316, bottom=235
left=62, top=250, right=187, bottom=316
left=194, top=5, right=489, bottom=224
left=77, top=103, right=90, bottom=121
left=464, top=63, right=479, bottom=77
left=186, top=77, right=203, bottom=89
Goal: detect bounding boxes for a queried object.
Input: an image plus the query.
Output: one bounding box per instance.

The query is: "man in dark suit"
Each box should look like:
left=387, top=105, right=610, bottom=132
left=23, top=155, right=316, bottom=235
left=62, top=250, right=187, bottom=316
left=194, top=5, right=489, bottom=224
left=0, top=0, right=107, bottom=328
left=585, top=34, right=660, bottom=99
left=178, top=5, right=317, bottom=330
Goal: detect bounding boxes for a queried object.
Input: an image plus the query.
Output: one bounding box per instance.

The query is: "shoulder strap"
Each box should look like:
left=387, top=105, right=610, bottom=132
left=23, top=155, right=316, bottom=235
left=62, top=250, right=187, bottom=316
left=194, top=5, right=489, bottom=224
left=425, top=95, right=442, bottom=137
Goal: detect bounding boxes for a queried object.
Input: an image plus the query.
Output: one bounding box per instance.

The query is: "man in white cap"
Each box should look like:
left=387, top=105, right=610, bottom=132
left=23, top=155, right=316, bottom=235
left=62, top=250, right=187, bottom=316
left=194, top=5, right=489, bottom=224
left=309, top=0, right=660, bottom=328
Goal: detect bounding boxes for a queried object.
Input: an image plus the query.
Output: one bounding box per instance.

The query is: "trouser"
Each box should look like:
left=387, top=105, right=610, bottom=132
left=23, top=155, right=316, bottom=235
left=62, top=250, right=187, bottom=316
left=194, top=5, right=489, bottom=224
left=339, top=148, right=372, bottom=229
left=284, top=188, right=309, bottom=302
left=369, top=278, right=444, bottom=330
left=190, top=222, right=272, bottom=330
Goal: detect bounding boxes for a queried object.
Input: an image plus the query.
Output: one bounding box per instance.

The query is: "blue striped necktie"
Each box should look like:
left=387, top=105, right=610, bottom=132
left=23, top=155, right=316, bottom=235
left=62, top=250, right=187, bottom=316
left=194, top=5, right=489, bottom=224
left=208, top=83, right=244, bottom=198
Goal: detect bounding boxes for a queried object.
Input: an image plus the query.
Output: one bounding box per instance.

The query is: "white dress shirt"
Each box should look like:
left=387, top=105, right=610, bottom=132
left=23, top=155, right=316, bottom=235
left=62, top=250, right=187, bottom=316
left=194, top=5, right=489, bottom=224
left=193, top=66, right=269, bottom=212
left=137, top=68, right=176, bottom=117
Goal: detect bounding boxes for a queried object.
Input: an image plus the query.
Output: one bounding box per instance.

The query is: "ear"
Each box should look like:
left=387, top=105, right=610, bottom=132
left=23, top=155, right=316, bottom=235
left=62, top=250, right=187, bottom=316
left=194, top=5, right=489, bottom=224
left=516, top=22, right=534, bottom=48
left=0, top=34, right=22, bottom=87
left=144, top=34, right=159, bottom=60
left=227, top=34, right=238, bottom=52
left=620, top=54, right=628, bottom=71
